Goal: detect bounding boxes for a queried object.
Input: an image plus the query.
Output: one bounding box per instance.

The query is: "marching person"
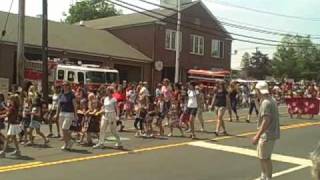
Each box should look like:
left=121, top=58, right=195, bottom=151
left=186, top=82, right=198, bottom=139
left=47, top=86, right=61, bottom=138
left=27, top=96, right=49, bottom=146
left=228, top=82, right=240, bottom=122
left=252, top=81, right=280, bottom=180
left=211, top=81, right=229, bottom=136
left=0, top=95, right=22, bottom=158
left=196, top=85, right=205, bottom=132
left=161, top=79, right=172, bottom=126
left=0, top=94, right=6, bottom=147
left=247, top=83, right=259, bottom=123
left=94, top=87, right=122, bottom=149
left=55, top=82, right=77, bottom=151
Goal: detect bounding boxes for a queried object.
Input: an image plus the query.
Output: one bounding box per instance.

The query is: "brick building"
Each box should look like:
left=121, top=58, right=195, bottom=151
left=83, top=1, right=232, bottom=87
left=0, top=1, right=231, bottom=89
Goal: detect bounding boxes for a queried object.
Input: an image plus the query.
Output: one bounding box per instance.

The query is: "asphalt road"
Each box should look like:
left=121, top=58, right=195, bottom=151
left=0, top=106, right=319, bottom=180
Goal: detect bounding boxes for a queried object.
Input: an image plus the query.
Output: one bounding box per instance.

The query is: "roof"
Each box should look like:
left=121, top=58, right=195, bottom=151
left=57, top=64, right=119, bottom=73
left=82, top=1, right=231, bottom=38
left=82, top=1, right=199, bottom=29
left=0, top=11, right=152, bottom=63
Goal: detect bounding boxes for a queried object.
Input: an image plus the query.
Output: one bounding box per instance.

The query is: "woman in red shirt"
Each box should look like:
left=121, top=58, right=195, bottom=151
left=113, top=85, right=126, bottom=131
left=0, top=95, right=22, bottom=158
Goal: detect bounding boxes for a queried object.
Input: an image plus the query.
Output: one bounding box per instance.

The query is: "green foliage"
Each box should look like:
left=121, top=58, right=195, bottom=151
left=272, top=35, right=320, bottom=81
left=64, top=0, right=121, bottom=24
left=241, top=51, right=272, bottom=79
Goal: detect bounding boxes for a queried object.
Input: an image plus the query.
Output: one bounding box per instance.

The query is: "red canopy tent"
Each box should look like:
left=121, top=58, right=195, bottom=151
left=187, top=69, right=230, bottom=84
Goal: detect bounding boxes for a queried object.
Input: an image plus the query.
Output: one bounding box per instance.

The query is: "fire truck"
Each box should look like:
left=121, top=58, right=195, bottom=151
left=24, top=59, right=119, bottom=91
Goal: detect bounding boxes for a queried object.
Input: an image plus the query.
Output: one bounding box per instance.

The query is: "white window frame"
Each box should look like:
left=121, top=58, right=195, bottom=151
left=165, top=29, right=182, bottom=51
left=190, top=34, right=204, bottom=56
left=211, top=39, right=224, bottom=58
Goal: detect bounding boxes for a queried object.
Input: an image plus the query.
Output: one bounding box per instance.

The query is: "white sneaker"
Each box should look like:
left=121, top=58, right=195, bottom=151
left=167, top=133, right=172, bottom=137
left=93, top=144, right=105, bottom=149
left=0, top=151, right=5, bottom=158
left=115, top=143, right=123, bottom=149
left=135, top=131, right=141, bottom=137
left=61, top=145, right=67, bottom=150
left=11, top=150, right=21, bottom=157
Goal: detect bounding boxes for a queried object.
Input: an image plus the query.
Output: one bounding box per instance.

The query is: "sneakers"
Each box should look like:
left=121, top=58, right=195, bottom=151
left=11, top=150, right=21, bottom=157
left=68, top=139, right=75, bottom=149
left=115, top=143, right=123, bottom=149
left=61, top=145, right=67, bottom=151
left=0, top=151, right=5, bottom=158
left=93, top=143, right=105, bottom=149
left=167, top=133, right=172, bottom=137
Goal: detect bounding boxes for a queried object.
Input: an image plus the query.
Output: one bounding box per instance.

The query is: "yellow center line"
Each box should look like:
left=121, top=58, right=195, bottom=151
left=0, top=162, right=43, bottom=170
left=0, top=121, right=318, bottom=173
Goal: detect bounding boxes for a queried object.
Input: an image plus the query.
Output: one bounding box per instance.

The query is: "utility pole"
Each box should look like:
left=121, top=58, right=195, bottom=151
left=174, top=0, right=181, bottom=83
left=16, top=0, right=25, bottom=86
left=42, top=0, right=49, bottom=104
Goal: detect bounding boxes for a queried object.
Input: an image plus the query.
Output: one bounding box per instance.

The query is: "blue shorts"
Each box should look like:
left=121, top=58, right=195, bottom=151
left=29, top=120, right=41, bottom=129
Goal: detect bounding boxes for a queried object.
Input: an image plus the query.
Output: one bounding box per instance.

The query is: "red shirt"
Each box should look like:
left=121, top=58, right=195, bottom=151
left=113, top=92, right=126, bottom=102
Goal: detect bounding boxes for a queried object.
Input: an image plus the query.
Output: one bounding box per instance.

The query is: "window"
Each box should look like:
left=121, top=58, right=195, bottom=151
left=211, top=39, right=224, bottom=58
left=78, top=72, right=84, bottom=83
left=106, top=72, right=119, bottom=83
left=67, top=71, right=75, bottom=82
left=190, top=34, right=204, bottom=55
left=86, top=71, right=106, bottom=83
left=57, top=70, right=64, bottom=80
left=165, top=29, right=182, bottom=51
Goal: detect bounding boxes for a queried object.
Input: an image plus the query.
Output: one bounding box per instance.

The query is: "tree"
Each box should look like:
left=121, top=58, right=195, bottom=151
left=240, top=52, right=250, bottom=78
left=248, top=51, right=272, bottom=79
left=272, top=35, right=320, bottom=81
left=64, top=0, right=122, bottom=24
left=240, top=51, right=271, bottom=79
left=240, top=52, right=250, bottom=70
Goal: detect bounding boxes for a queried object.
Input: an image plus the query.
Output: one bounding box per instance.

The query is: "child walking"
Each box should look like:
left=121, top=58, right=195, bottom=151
left=168, top=100, right=184, bottom=137
left=0, top=95, right=22, bottom=158
left=27, top=97, right=49, bottom=146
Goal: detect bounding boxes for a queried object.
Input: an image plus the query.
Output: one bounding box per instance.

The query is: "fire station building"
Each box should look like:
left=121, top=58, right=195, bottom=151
left=0, top=1, right=231, bottom=88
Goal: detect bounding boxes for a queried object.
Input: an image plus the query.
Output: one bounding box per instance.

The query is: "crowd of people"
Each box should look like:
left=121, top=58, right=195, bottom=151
left=0, top=79, right=318, bottom=158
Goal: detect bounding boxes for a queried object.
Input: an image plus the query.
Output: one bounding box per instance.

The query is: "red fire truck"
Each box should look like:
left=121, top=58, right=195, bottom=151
left=24, top=60, right=119, bottom=91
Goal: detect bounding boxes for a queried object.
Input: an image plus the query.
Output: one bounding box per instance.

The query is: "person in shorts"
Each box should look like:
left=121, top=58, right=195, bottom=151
left=55, top=82, right=77, bottom=151
left=210, top=81, right=229, bottom=136
left=186, top=82, right=198, bottom=139
left=0, top=94, right=7, bottom=147
left=252, top=81, right=280, bottom=180
left=0, top=95, right=22, bottom=158
left=27, top=98, right=49, bottom=146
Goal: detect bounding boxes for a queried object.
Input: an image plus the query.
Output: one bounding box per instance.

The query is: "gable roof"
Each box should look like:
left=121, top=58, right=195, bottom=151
left=0, top=11, right=152, bottom=63
left=82, top=1, right=231, bottom=38
left=81, top=1, right=199, bottom=29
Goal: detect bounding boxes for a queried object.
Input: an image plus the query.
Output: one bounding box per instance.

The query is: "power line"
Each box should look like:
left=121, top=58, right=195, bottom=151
left=1, top=0, right=14, bottom=40
left=136, top=0, right=320, bottom=41
left=111, top=0, right=318, bottom=48
left=209, top=0, right=320, bottom=21
left=118, top=0, right=320, bottom=47
left=216, top=16, right=320, bottom=38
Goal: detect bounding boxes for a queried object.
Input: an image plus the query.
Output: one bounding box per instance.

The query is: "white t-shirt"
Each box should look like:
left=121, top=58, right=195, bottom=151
left=139, top=86, right=149, bottom=97
left=187, top=90, right=198, bottom=108
left=104, top=96, right=117, bottom=113
left=51, top=93, right=59, bottom=110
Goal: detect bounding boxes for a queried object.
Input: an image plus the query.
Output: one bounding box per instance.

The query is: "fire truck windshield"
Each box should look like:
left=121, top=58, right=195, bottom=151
left=86, top=71, right=118, bottom=84
left=86, top=71, right=106, bottom=83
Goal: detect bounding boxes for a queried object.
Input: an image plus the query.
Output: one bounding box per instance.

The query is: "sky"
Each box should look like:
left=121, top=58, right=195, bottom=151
left=1, top=0, right=320, bottom=70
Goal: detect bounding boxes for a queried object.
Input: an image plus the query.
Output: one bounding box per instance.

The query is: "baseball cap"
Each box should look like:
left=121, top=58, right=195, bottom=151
left=256, top=81, right=269, bottom=94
